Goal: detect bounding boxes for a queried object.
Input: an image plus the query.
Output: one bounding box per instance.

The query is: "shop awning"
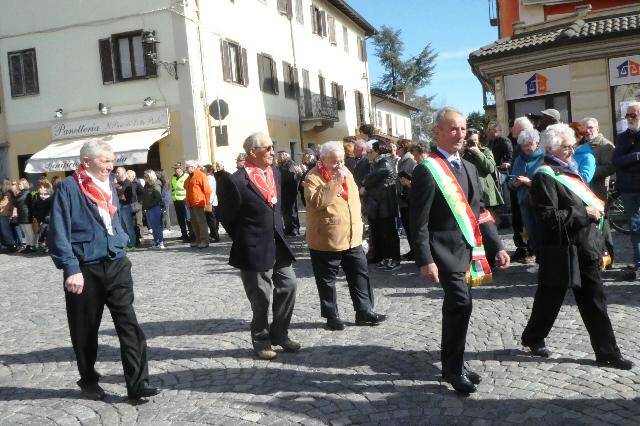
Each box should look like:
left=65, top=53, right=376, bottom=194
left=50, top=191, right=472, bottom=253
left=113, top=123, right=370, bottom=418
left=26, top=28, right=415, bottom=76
left=25, top=127, right=169, bottom=173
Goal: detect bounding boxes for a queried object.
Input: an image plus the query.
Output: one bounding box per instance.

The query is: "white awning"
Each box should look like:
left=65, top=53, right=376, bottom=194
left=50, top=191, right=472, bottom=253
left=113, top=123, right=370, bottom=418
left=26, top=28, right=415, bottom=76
left=25, top=127, right=169, bottom=173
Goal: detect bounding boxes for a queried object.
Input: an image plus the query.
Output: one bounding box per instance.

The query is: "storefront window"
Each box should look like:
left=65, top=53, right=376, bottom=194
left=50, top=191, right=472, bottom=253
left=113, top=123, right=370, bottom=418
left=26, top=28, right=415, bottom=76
left=611, top=83, right=640, bottom=134
left=508, top=92, right=571, bottom=123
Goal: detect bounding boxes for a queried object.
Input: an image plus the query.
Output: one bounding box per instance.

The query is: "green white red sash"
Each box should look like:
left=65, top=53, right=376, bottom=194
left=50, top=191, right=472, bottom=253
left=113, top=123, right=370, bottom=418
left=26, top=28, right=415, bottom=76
left=422, top=154, right=493, bottom=286
left=536, top=164, right=611, bottom=269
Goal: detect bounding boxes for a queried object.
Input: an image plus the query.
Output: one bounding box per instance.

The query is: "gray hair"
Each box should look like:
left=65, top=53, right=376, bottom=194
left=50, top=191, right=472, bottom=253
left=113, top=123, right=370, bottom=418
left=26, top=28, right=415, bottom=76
left=517, top=128, right=540, bottom=146
left=581, top=117, right=599, bottom=127
left=79, top=140, right=112, bottom=160
left=144, top=169, right=157, bottom=183
left=539, top=123, right=576, bottom=152
left=434, top=107, right=464, bottom=127
left=513, top=116, right=534, bottom=132
left=319, top=141, right=345, bottom=158
left=243, top=132, right=270, bottom=153
left=627, top=101, right=640, bottom=111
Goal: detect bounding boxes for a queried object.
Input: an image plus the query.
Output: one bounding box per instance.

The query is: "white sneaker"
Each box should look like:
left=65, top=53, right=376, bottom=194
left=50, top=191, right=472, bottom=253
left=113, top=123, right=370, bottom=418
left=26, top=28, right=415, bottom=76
left=158, top=243, right=166, bottom=249
left=361, top=240, right=369, bottom=253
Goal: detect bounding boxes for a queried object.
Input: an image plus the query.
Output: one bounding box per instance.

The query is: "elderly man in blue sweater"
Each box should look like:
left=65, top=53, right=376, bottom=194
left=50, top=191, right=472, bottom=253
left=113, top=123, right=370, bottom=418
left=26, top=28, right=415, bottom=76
left=49, top=140, right=158, bottom=401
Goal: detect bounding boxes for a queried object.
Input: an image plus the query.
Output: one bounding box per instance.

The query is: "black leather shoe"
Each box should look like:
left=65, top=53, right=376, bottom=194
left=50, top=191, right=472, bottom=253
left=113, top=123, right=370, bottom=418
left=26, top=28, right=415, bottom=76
left=463, top=366, right=481, bottom=385
left=274, top=338, right=301, bottom=353
left=128, top=384, right=159, bottom=401
left=526, top=343, right=551, bottom=358
left=596, top=355, right=634, bottom=370
left=355, top=311, right=386, bottom=326
left=442, top=374, right=476, bottom=394
left=326, top=317, right=345, bottom=331
left=78, top=382, right=106, bottom=400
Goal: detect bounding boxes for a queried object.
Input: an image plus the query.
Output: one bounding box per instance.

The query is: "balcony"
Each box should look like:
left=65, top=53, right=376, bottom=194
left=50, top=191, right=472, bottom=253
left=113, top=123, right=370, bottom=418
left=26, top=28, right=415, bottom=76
left=299, top=92, right=339, bottom=132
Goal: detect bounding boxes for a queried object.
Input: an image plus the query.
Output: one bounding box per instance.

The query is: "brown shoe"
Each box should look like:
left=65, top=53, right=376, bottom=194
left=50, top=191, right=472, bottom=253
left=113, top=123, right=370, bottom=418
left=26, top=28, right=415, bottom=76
left=523, top=255, right=536, bottom=264
left=255, top=346, right=277, bottom=360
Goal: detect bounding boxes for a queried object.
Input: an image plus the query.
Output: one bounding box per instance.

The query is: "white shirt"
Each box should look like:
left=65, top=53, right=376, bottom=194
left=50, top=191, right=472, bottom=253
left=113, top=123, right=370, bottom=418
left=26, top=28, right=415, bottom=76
left=85, top=171, right=114, bottom=235
left=437, top=147, right=462, bottom=168
left=207, top=175, right=218, bottom=206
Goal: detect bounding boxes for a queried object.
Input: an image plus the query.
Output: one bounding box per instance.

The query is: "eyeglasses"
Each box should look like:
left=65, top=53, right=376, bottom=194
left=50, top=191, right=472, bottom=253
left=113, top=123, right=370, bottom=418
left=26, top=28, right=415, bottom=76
left=560, top=144, right=576, bottom=151
left=254, top=145, right=274, bottom=151
left=626, top=113, right=638, bottom=120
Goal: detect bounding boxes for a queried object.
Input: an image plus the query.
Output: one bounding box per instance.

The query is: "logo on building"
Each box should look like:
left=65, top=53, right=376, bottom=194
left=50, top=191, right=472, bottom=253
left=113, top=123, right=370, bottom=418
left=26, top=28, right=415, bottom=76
left=617, top=59, right=640, bottom=78
left=525, top=73, right=549, bottom=96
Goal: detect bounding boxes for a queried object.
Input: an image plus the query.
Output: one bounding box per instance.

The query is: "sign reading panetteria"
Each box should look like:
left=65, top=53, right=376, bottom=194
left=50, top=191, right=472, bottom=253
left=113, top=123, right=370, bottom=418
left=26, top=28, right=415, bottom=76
left=51, top=108, right=169, bottom=141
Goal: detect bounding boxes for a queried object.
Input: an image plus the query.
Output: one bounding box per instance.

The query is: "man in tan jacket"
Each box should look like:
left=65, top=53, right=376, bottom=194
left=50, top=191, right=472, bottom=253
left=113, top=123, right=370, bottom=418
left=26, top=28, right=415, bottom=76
left=305, top=141, right=386, bottom=331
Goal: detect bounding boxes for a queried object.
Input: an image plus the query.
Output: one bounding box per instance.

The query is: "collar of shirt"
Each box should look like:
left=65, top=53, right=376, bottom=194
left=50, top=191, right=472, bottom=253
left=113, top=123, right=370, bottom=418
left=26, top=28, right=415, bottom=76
left=437, top=147, right=461, bottom=165
left=85, top=171, right=113, bottom=198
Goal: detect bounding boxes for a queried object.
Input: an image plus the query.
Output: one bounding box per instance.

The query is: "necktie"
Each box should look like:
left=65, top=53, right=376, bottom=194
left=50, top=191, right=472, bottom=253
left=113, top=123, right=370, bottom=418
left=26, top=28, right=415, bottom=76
left=451, top=158, right=461, bottom=170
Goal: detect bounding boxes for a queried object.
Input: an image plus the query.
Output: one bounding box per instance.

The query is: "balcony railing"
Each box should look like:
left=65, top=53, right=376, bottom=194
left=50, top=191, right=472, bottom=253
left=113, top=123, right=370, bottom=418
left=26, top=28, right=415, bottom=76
left=300, top=92, right=339, bottom=122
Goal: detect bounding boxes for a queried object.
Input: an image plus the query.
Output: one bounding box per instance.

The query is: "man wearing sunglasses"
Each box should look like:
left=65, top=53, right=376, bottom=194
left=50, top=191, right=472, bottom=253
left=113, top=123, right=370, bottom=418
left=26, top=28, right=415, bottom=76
left=613, top=102, right=640, bottom=281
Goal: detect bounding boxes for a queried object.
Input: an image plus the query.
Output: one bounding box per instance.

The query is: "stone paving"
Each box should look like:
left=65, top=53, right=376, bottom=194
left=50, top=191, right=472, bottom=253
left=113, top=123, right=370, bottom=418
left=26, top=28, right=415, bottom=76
left=1, top=227, right=639, bottom=425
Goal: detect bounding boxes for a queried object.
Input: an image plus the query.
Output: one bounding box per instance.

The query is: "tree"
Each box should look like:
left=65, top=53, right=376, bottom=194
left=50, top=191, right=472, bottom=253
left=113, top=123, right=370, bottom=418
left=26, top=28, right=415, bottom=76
left=466, top=111, right=492, bottom=134
left=372, top=25, right=438, bottom=143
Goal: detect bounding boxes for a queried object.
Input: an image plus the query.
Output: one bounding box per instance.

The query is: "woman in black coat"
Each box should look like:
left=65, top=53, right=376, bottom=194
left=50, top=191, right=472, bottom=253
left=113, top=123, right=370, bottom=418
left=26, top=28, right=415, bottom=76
left=521, top=123, right=632, bottom=370
left=363, top=140, right=400, bottom=271
left=14, top=178, right=37, bottom=252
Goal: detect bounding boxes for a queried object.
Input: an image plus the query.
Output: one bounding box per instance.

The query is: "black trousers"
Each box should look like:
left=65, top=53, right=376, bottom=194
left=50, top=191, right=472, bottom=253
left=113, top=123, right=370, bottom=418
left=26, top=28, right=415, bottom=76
left=205, top=208, right=219, bottom=240
left=399, top=207, right=413, bottom=255
left=509, top=189, right=526, bottom=248
left=282, top=198, right=300, bottom=235
left=369, top=216, right=400, bottom=262
left=309, top=246, right=374, bottom=319
left=521, top=260, right=621, bottom=358
left=440, top=271, right=472, bottom=376
left=65, top=257, right=149, bottom=394
left=173, top=200, right=193, bottom=240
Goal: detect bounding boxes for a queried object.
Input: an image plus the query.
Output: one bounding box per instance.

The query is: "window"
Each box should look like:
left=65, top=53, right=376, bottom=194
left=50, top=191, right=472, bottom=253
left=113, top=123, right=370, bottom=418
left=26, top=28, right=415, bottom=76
left=290, top=141, right=298, bottom=160
left=386, top=114, right=393, bottom=135
left=8, top=48, right=39, bottom=97
left=277, top=0, right=292, bottom=17
left=507, top=92, right=571, bottom=125
left=355, top=90, right=365, bottom=126
left=612, top=84, right=640, bottom=134
left=318, top=74, right=326, bottom=100
left=343, top=25, right=349, bottom=53
left=99, top=30, right=157, bottom=84
left=357, top=36, right=367, bottom=62
left=395, top=116, right=399, bottom=136
left=331, top=82, right=344, bottom=110
left=327, top=15, right=336, bottom=44
left=257, top=53, right=279, bottom=94
left=214, top=125, right=229, bottom=147
left=310, top=5, right=326, bottom=37
left=283, top=61, right=298, bottom=99
left=376, top=111, right=382, bottom=128
left=295, top=0, right=304, bottom=24
left=220, top=39, right=249, bottom=86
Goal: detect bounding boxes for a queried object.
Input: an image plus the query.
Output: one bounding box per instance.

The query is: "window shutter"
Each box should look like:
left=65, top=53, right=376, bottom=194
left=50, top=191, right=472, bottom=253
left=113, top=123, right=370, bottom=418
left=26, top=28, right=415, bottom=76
left=142, top=37, right=157, bottom=78
left=277, top=0, right=288, bottom=15
left=361, top=38, right=367, bottom=61
left=337, top=84, right=344, bottom=110
left=343, top=26, right=349, bottom=53
left=241, top=47, right=249, bottom=86
left=283, top=62, right=291, bottom=97
left=328, top=15, right=336, bottom=44
left=295, top=0, right=303, bottom=24
left=99, top=38, right=115, bottom=84
left=271, top=58, right=279, bottom=94
left=286, top=0, right=293, bottom=18
left=320, top=11, right=327, bottom=37
left=220, top=40, right=231, bottom=82
left=293, top=67, right=300, bottom=98
left=8, top=53, right=24, bottom=97
left=310, top=6, right=317, bottom=34
left=257, top=54, right=265, bottom=91
left=23, top=50, right=38, bottom=95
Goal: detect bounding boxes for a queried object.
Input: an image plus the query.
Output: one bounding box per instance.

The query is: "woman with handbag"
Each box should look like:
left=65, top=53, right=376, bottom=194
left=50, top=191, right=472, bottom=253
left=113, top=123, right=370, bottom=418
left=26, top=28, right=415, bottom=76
left=520, top=123, right=633, bottom=370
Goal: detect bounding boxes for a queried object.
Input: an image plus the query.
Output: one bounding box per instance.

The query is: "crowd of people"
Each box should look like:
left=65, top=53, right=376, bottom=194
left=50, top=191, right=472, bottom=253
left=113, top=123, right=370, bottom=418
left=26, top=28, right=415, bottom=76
left=3, top=101, right=640, bottom=400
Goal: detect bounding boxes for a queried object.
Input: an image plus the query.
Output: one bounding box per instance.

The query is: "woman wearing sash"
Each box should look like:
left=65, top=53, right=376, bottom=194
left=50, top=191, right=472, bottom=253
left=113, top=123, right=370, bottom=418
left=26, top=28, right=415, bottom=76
left=521, top=123, right=633, bottom=370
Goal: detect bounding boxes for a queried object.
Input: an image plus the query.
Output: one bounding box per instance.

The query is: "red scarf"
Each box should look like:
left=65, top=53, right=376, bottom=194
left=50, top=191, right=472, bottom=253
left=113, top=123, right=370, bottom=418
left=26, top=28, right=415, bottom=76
left=316, top=162, right=349, bottom=200
left=73, top=164, right=117, bottom=218
left=244, top=160, right=277, bottom=207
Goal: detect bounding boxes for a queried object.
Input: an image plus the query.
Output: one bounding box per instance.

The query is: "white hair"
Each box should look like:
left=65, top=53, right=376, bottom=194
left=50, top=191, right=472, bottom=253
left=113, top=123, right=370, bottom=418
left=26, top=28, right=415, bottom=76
left=185, top=160, right=198, bottom=168
left=627, top=101, right=640, bottom=112
left=517, top=128, right=540, bottom=146
left=539, top=123, right=576, bottom=152
left=144, top=169, right=157, bottom=183
left=365, top=141, right=375, bottom=151
left=513, top=116, right=534, bottom=132
left=581, top=117, right=599, bottom=127
left=319, top=141, right=345, bottom=158
left=243, top=132, right=270, bottom=153
left=434, top=107, right=464, bottom=127
left=79, top=140, right=112, bottom=160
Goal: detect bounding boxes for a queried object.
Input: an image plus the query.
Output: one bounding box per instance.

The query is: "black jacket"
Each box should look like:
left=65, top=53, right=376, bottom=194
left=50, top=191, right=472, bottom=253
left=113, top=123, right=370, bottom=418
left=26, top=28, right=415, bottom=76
left=409, top=153, right=503, bottom=272
left=364, top=154, right=398, bottom=219
left=217, top=166, right=295, bottom=272
left=31, top=192, right=52, bottom=224
left=279, top=160, right=300, bottom=204
left=486, top=136, right=513, bottom=171
left=14, top=190, right=31, bottom=224
left=612, top=129, right=640, bottom=193
left=531, top=161, right=602, bottom=264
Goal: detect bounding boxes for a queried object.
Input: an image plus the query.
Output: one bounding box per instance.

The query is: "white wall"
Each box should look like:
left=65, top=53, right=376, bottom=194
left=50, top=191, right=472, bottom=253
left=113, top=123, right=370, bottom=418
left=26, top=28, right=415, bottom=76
left=373, top=98, right=413, bottom=140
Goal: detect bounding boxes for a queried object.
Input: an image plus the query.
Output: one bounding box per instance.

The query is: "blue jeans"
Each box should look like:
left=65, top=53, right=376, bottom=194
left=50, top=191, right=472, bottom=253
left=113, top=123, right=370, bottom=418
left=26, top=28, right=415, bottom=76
left=145, top=205, right=164, bottom=246
left=120, top=204, right=137, bottom=248
left=0, top=216, right=14, bottom=247
left=621, top=193, right=640, bottom=268
left=519, top=202, right=539, bottom=254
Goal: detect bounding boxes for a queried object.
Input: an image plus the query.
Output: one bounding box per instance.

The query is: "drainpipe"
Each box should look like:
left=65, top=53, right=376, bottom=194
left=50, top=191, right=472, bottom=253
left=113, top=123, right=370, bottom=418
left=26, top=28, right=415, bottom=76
left=288, top=15, right=305, bottom=150
left=194, top=0, right=214, bottom=163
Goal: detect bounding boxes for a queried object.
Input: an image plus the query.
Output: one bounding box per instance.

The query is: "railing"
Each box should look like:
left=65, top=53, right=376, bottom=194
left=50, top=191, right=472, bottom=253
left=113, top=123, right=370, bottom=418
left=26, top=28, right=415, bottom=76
left=299, top=92, right=339, bottom=122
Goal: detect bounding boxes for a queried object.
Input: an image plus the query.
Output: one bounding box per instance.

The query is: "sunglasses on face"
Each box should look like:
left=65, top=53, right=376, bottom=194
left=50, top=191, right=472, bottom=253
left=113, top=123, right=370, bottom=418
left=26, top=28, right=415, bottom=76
left=255, top=145, right=274, bottom=151
left=626, top=113, right=638, bottom=120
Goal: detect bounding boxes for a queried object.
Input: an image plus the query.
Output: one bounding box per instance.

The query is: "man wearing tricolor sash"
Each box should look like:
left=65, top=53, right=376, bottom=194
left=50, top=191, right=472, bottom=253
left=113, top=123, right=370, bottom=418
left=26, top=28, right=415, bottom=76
left=410, top=108, right=510, bottom=394
left=520, top=123, right=633, bottom=370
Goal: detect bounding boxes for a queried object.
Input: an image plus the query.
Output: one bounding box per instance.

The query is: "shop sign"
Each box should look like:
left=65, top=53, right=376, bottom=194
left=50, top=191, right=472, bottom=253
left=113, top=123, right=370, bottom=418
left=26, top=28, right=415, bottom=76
left=504, top=65, right=570, bottom=101
left=609, top=55, right=640, bottom=86
left=51, top=108, right=169, bottom=141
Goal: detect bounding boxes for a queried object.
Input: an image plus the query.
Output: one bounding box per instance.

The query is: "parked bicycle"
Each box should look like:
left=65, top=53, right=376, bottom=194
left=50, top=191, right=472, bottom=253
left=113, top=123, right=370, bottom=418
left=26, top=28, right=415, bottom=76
left=606, top=180, right=630, bottom=235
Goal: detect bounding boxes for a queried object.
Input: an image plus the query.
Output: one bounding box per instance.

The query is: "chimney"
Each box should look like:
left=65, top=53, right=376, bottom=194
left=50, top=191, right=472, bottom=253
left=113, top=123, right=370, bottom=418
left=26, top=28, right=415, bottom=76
left=398, top=91, right=406, bottom=102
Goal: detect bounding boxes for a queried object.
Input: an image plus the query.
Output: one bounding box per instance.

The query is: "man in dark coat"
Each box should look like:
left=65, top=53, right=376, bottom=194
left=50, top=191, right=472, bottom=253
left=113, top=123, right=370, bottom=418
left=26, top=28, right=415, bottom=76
left=411, top=108, right=510, bottom=394
left=278, top=152, right=301, bottom=236
left=217, top=132, right=300, bottom=360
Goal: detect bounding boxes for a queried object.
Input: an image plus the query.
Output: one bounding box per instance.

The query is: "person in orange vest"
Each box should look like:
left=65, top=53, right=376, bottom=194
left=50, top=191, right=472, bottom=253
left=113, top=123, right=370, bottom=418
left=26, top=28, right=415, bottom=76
left=184, top=160, right=211, bottom=248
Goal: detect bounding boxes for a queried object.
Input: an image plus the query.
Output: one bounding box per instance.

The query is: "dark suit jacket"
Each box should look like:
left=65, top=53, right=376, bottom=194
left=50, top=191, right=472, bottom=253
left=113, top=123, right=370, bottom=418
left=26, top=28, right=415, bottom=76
left=216, top=165, right=295, bottom=272
left=409, top=153, right=503, bottom=273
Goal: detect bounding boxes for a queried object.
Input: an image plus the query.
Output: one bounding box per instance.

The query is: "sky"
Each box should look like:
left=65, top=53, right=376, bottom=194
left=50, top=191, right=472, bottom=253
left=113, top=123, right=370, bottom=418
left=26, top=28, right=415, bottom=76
left=348, top=0, right=500, bottom=115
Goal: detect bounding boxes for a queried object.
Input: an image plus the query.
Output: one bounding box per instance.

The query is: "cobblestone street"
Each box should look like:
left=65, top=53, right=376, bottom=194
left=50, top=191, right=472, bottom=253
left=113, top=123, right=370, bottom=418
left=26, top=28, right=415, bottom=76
left=1, top=229, right=639, bottom=425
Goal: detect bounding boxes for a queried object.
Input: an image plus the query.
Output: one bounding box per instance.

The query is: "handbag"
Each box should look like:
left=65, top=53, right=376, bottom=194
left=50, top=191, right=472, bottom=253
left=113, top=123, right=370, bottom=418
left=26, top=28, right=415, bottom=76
left=537, top=212, right=580, bottom=290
